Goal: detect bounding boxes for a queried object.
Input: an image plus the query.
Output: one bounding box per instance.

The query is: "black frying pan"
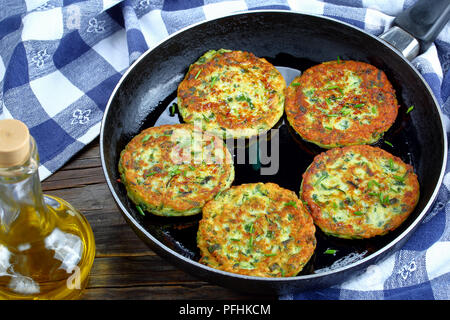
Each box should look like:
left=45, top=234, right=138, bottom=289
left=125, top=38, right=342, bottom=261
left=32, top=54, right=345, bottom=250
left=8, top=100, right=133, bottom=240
left=100, top=1, right=449, bottom=295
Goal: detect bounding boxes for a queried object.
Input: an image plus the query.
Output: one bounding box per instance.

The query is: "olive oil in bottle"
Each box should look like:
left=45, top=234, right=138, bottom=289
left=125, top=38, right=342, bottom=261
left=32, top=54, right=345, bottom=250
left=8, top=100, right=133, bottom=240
left=0, top=119, right=95, bottom=299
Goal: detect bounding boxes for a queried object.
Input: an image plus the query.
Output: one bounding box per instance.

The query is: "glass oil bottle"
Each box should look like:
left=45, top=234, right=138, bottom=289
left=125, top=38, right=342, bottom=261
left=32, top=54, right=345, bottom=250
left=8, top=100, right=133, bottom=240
left=0, top=119, right=96, bottom=299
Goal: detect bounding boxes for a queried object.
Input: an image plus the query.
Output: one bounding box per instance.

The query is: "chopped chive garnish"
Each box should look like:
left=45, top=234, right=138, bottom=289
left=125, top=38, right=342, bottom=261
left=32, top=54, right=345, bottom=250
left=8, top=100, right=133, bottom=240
left=337, top=56, right=341, bottom=64
left=314, top=172, right=329, bottom=186
left=353, top=211, right=364, bottom=216
left=384, top=140, right=394, bottom=147
left=389, top=158, right=395, bottom=171
left=264, top=253, right=277, bottom=257
left=369, top=192, right=390, bottom=205
left=326, top=85, right=341, bottom=90
left=371, top=192, right=389, bottom=205
left=393, top=175, right=405, bottom=182
left=136, top=205, right=145, bottom=216
left=248, top=236, right=253, bottom=250
left=141, top=134, right=151, bottom=142
left=244, top=222, right=254, bottom=234
left=194, top=69, right=202, bottom=79
left=406, top=105, right=414, bottom=114
left=324, top=249, right=337, bottom=255
left=284, top=201, right=297, bottom=208
left=340, top=107, right=351, bottom=116
left=291, top=82, right=301, bottom=87
left=324, top=126, right=333, bottom=130
left=210, top=75, right=218, bottom=87
left=169, top=103, right=177, bottom=116
left=353, top=103, right=365, bottom=108
left=202, top=114, right=210, bottom=122
left=368, top=180, right=381, bottom=189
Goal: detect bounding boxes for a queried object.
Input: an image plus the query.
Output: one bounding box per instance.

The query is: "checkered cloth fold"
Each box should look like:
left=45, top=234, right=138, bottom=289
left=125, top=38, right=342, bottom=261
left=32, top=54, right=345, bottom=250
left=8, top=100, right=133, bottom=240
left=1, top=0, right=449, bottom=300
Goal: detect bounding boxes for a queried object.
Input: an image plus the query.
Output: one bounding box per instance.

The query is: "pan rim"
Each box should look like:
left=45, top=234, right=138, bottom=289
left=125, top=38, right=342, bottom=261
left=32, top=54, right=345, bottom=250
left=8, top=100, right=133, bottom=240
left=99, top=10, right=448, bottom=285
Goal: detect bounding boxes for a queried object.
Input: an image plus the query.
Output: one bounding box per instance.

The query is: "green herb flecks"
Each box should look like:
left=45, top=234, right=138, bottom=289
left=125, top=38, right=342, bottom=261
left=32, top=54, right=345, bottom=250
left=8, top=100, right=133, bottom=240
left=384, top=140, right=394, bottom=147
left=145, top=171, right=156, bottom=178
left=244, top=222, right=254, bottom=234
left=236, top=93, right=255, bottom=109
left=314, top=171, right=329, bottom=186
left=141, top=134, right=151, bottom=143
left=381, top=194, right=390, bottom=205
left=202, top=113, right=211, bottom=122
left=169, top=103, right=177, bottom=116
left=339, top=106, right=352, bottom=116
left=369, top=192, right=390, bottom=206
left=284, top=201, right=297, bottom=208
left=264, top=253, right=277, bottom=257
left=208, top=243, right=221, bottom=253
left=317, top=107, right=339, bottom=117
left=326, top=85, right=344, bottom=95
left=248, top=235, right=254, bottom=251
left=393, top=175, right=405, bottom=183
left=210, top=75, right=219, bottom=87
left=367, top=180, right=381, bottom=189
left=406, top=105, right=414, bottom=114
left=266, top=230, right=274, bottom=239
left=324, top=249, right=337, bottom=255
left=136, top=205, right=145, bottom=216
left=388, top=158, right=397, bottom=171
left=168, top=166, right=182, bottom=176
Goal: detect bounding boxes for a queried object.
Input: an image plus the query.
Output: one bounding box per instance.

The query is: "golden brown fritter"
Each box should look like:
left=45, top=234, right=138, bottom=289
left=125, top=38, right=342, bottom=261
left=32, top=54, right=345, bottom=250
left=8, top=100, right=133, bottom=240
left=197, top=182, right=316, bottom=277
left=301, top=145, right=420, bottom=239
left=177, top=49, right=286, bottom=139
left=285, top=60, right=399, bottom=148
left=118, top=124, right=234, bottom=216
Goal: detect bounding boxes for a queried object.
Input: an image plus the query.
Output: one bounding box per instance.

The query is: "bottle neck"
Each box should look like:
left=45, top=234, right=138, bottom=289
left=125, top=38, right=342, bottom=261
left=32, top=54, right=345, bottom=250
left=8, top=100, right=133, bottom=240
left=0, top=137, right=47, bottom=235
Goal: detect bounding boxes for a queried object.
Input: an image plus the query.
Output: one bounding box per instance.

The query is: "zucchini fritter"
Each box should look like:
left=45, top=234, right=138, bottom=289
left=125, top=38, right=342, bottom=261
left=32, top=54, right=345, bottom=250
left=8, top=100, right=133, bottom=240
left=197, top=182, right=316, bottom=277
left=301, top=145, right=420, bottom=239
left=285, top=60, right=399, bottom=148
left=177, top=49, right=286, bottom=139
left=118, top=124, right=234, bottom=217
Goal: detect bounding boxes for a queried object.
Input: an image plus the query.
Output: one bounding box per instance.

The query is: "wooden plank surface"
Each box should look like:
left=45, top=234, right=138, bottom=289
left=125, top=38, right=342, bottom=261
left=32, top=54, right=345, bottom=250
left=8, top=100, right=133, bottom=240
left=42, top=138, right=276, bottom=300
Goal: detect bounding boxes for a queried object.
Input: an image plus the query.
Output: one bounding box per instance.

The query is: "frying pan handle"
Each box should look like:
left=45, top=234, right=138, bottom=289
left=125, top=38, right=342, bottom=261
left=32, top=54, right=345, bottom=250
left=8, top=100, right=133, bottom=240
left=382, top=0, right=450, bottom=59
left=394, top=0, right=450, bottom=51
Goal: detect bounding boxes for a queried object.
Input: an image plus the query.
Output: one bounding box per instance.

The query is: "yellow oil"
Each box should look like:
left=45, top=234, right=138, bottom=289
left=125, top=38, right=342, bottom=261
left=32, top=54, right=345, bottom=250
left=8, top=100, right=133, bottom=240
left=0, top=195, right=95, bottom=300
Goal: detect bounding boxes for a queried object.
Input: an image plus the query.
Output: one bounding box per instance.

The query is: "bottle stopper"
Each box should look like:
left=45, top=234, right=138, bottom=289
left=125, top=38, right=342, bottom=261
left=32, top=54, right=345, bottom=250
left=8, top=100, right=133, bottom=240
left=0, top=119, right=31, bottom=167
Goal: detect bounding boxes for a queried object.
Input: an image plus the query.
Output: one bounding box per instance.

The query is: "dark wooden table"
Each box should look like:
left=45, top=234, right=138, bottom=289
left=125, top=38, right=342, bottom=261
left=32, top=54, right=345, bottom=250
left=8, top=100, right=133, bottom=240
left=42, top=138, right=276, bottom=300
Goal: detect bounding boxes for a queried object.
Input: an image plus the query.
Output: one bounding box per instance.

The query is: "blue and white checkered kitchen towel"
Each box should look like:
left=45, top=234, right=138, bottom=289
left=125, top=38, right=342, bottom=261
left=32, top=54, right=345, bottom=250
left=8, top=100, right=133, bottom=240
left=0, top=0, right=449, bottom=300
